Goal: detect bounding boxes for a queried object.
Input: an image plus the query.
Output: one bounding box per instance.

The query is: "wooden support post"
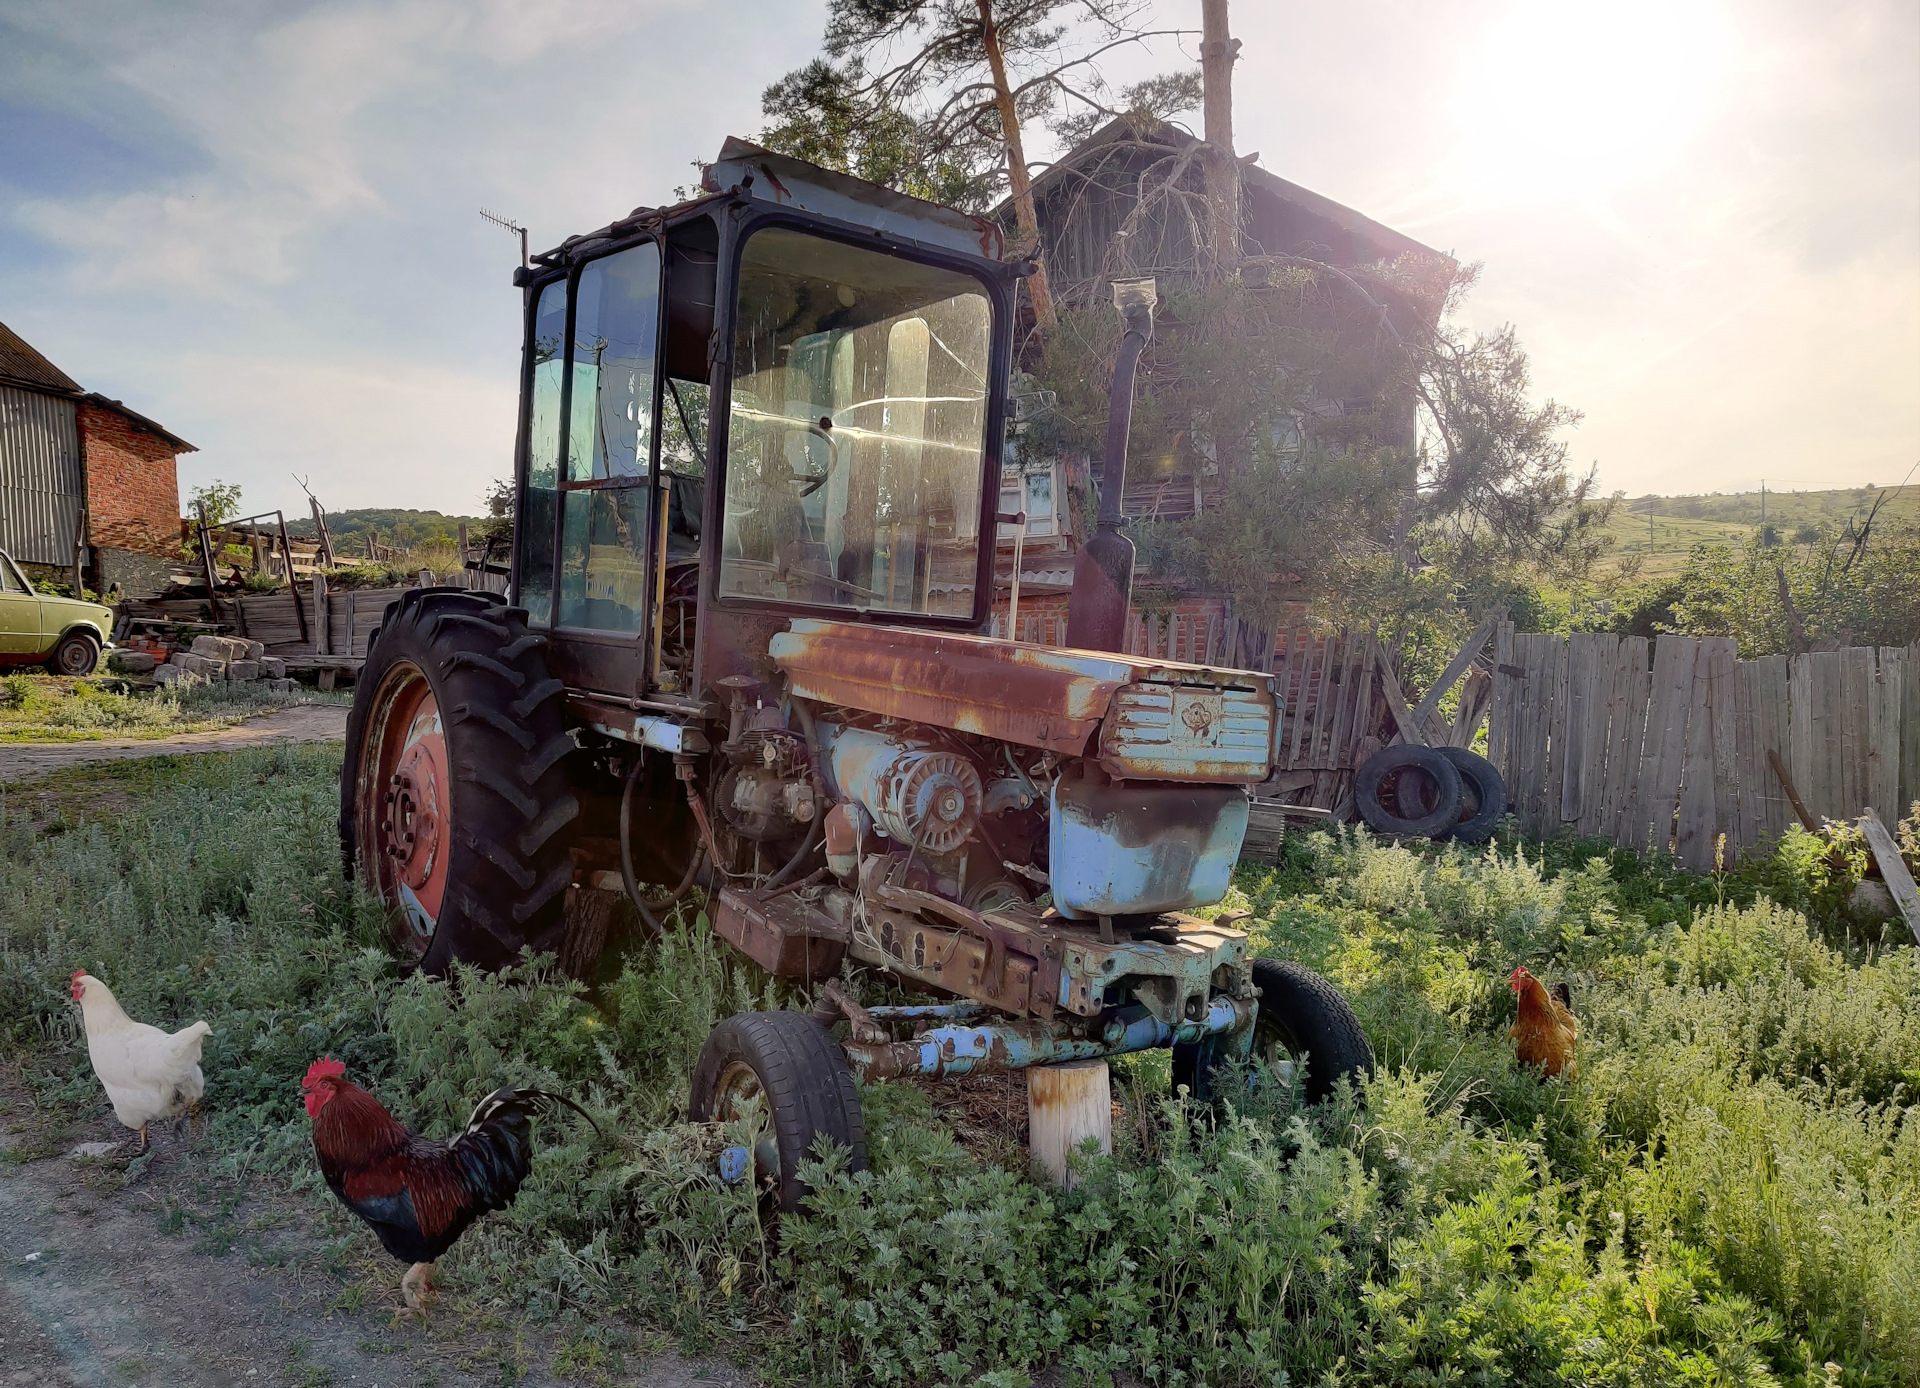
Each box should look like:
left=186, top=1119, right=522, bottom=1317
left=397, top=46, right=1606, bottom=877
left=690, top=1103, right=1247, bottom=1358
left=1860, top=809, right=1920, bottom=944
left=1409, top=617, right=1497, bottom=738
left=1028, top=1059, right=1111, bottom=1187
left=1769, top=749, right=1817, bottom=832
left=312, top=572, right=331, bottom=657
left=1375, top=647, right=1425, bottom=746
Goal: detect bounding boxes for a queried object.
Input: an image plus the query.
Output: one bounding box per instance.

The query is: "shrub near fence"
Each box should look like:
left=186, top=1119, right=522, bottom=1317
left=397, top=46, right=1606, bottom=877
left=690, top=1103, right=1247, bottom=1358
left=1487, top=626, right=1919, bottom=868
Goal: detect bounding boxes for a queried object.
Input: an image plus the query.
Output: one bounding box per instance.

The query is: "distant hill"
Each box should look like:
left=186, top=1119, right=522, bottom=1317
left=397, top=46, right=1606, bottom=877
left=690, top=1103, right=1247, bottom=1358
left=1600, top=484, right=1918, bottom=579
left=285, top=508, right=488, bottom=551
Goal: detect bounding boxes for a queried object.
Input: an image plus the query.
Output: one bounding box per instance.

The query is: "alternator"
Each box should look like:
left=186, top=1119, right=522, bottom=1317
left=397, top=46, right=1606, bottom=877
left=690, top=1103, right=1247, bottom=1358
left=827, top=727, right=983, bottom=854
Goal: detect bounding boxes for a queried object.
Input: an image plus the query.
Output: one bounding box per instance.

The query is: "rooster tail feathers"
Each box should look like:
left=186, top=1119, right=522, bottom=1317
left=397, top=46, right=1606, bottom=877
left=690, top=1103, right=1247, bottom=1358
left=460, top=1087, right=600, bottom=1141
left=516, top=1088, right=603, bottom=1140
left=170, top=1021, right=212, bottom=1056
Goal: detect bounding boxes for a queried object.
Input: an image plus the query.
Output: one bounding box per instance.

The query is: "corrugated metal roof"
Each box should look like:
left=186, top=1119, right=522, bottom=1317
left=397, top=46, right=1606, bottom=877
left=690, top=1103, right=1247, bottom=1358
left=0, top=319, right=82, bottom=396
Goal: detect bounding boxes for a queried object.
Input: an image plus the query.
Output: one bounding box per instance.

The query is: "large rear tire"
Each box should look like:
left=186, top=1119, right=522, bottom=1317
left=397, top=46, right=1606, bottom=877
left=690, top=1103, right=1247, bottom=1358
left=689, top=1011, right=867, bottom=1214
left=339, top=589, right=580, bottom=973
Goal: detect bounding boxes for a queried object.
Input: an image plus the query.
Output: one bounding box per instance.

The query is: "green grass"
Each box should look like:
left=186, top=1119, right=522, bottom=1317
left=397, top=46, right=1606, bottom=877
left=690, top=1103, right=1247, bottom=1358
left=2, top=746, right=1916, bottom=1386
left=1597, top=486, right=1920, bottom=580
left=0, top=672, right=344, bottom=744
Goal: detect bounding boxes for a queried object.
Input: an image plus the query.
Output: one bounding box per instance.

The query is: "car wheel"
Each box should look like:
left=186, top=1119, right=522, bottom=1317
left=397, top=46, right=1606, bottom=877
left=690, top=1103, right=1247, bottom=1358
left=48, top=631, right=100, bottom=676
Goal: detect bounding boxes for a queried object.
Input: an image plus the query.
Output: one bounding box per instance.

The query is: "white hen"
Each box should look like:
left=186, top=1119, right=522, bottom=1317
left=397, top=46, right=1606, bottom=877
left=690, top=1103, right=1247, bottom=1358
left=70, top=970, right=211, bottom=1153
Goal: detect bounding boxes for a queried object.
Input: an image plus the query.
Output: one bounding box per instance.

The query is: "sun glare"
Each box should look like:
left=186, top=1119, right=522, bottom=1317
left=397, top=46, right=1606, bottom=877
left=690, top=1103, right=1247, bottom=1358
left=1452, top=0, right=1735, bottom=198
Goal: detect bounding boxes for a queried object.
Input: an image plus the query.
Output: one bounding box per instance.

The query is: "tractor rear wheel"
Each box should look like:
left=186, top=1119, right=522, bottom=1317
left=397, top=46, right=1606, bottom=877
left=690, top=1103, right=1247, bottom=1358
left=339, top=589, right=579, bottom=973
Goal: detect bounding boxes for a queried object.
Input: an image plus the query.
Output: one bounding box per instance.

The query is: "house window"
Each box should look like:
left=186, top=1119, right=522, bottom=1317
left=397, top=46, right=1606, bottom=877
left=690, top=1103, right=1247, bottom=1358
left=999, top=464, right=1058, bottom=538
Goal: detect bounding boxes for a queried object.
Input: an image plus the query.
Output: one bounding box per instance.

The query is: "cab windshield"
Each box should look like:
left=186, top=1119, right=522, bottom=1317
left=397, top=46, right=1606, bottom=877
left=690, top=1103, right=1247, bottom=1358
left=718, top=228, right=993, bottom=618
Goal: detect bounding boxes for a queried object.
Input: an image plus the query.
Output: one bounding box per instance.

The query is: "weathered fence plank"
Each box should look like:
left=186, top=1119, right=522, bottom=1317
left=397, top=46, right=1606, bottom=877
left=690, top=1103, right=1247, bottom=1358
left=1869, top=647, right=1902, bottom=822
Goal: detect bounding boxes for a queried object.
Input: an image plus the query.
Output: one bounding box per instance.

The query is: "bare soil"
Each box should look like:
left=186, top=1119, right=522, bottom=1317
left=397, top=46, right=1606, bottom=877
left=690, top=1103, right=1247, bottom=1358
left=0, top=1076, right=751, bottom=1388
left=0, top=706, right=350, bottom=783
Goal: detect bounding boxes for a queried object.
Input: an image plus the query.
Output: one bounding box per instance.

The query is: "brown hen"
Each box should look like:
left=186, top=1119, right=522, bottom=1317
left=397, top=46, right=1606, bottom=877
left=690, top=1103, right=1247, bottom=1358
left=1508, top=966, right=1578, bottom=1078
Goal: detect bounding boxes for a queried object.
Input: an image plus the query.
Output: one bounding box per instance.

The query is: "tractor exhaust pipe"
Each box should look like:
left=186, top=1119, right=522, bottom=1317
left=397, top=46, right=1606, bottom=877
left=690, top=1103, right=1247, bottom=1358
left=1065, top=277, right=1156, bottom=653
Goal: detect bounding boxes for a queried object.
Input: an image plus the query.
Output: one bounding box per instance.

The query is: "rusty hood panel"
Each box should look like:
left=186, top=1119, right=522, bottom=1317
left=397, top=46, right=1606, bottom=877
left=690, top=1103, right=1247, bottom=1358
left=769, top=619, right=1277, bottom=761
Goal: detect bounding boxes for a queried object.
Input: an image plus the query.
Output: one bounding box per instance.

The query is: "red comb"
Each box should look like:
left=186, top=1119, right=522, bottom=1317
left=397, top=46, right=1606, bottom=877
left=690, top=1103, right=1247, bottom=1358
left=71, top=968, right=86, bottom=982
left=303, top=1056, right=347, bottom=1088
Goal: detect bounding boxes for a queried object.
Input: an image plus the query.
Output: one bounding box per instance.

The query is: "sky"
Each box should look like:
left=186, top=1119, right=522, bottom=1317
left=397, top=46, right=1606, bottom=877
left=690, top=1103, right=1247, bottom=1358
left=1, top=0, right=1915, bottom=519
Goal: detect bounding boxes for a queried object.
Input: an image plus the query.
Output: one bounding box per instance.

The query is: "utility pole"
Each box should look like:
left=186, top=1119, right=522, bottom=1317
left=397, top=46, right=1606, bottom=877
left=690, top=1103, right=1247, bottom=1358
left=1200, top=0, right=1241, bottom=270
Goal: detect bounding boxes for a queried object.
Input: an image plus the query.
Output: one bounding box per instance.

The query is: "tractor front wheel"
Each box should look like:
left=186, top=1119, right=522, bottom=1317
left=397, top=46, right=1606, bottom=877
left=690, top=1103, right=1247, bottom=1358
left=340, top=589, right=579, bottom=973
left=689, top=1012, right=867, bottom=1214
left=1174, top=960, right=1373, bottom=1108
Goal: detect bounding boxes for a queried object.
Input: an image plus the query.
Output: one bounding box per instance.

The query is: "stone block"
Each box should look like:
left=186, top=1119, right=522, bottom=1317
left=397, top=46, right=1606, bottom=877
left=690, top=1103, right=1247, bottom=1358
left=227, top=660, right=260, bottom=682
left=152, top=663, right=184, bottom=686
left=266, top=678, right=296, bottom=694
left=108, top=650, right=157, bottom=674
left=243, top=639, right=266, bottom=660
left=190, top=634, right=252, bottom=661
left=179, top=653, right=226, bottom=679
left=259, top=657, right=286, bottom=679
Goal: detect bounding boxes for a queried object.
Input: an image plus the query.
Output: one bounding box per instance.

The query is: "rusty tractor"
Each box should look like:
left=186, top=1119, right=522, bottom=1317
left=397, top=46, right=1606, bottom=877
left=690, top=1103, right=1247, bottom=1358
left=341, top=139, right=1371, bottom=1209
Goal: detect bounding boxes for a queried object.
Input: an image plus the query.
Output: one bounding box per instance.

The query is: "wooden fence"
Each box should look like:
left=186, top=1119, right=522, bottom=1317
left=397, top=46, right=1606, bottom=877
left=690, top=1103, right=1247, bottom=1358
left=1487, top=628, right=1920, bottom=869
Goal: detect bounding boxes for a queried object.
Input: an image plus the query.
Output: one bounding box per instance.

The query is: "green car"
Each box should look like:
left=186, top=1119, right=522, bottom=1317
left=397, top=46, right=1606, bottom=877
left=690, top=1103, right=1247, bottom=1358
left=0, top=548, right=113, bottom=675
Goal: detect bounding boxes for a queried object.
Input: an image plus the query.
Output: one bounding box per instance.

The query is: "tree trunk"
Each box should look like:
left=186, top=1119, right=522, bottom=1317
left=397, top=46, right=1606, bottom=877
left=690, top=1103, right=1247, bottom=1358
left=1200, top=0, right=1241, bottom=270
left=976, top=0, right=1057, bottom=331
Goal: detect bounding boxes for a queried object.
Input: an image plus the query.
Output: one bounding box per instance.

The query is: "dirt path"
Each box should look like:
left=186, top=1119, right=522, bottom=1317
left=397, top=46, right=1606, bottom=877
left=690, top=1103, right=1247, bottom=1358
left=0, top=706, right=351, bottom=782
left=0, top=1083, right=751, bottom=1388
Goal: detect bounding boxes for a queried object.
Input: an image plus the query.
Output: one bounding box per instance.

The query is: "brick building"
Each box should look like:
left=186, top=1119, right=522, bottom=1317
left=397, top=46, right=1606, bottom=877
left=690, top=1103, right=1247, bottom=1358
left=0, top=319, right=194, bottom=595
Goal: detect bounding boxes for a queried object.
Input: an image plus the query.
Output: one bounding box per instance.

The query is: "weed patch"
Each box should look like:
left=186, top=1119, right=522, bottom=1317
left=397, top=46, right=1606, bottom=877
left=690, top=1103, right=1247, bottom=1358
left=2, top=752, right=1916, bottom=1385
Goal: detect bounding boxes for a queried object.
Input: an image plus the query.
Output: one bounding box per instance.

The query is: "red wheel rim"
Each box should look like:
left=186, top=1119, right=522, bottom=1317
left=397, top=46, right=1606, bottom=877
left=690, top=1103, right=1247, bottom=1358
left=357, top=662, right=451, bottom=959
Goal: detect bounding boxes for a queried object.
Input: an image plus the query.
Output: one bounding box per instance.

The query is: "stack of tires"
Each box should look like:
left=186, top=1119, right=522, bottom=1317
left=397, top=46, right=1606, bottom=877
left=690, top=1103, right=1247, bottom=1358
left=1354, top=744, right=1505, bottom=843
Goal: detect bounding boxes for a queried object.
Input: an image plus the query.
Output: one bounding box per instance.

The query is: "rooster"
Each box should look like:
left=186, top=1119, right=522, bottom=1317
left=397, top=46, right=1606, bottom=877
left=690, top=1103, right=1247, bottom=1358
left=1508, top=966, right=1579, bottom=1078
left=70, top=971, right=211, bottom=1155
left=301, top=1057, right=596, bottom=1313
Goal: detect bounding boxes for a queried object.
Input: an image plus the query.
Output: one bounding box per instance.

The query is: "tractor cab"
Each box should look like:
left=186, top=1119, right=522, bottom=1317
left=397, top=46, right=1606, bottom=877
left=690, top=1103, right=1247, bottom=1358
left=510, top=138, right=1019, bottom=707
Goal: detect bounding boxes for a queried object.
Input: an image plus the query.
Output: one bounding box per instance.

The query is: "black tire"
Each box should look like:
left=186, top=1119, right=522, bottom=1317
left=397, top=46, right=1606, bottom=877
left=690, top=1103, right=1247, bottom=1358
left=1174, top=960, right=1373, bottom=1107
left=339, top=589, right=580, bottom=974
left=1355, top=744, right=1462, bottom=838
left=48, top=631, right=100, bottom=676
left=1436, top=746, right=1505, bottom=844
left=689, top=1011, right=867, bottom=1214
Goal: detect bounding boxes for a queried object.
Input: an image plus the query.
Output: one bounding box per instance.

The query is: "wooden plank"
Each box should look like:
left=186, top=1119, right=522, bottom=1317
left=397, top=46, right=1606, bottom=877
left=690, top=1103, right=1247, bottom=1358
left=1509, top=634, right=1541, bottom=833
left=1287, top=630, right=1316, bottom=766
left=1906, top=641, right=1920, bottom=816
left=1558, top=633, right=1595, bottom=826
left=1868, top=648, right=1902, bottom=822
left=1751, top=655, right=1791, bottom=842
left=1544, top=636, right=1571, bottom=832
left=1770, top=749, right=1818, bottom=832
left=1528, top=635, right=1561, bottom=836
left=1578, top=635, right=1619, bottom=837
left=1627, top=636, right=1697, bottom=857
left=1907, top=641, right=1920, bottom=817
left=1842, top=648, right=1873, bottom=818
left=1803, top=652, right=1834, bottom=821
left=1731, top=661, right=1765, bottom=854
left=1375, top=646, right=1425, bottom=746
left=1486, top=620, right=1517, bottom=781
left=1600, top=637, right=1648, bottom=842
left=1860, top=809, right=1920, bottom=944
left=1706, top=639, right=1740, bottom=859
left=1409, top=617, right=1497, bottom=735
left=1789, top=654, right=1813, bottom=822
left=1674, top=639, right=1725, bottom=872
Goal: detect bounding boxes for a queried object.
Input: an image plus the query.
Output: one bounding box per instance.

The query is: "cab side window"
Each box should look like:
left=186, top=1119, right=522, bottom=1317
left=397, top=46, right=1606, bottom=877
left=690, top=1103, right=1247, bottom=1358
left=558, top=242, right=662, bottom=632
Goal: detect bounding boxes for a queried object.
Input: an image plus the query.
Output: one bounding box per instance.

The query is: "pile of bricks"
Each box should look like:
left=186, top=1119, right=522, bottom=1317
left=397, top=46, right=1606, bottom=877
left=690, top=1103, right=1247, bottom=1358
left=132, top=635, right=296, bottom=692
